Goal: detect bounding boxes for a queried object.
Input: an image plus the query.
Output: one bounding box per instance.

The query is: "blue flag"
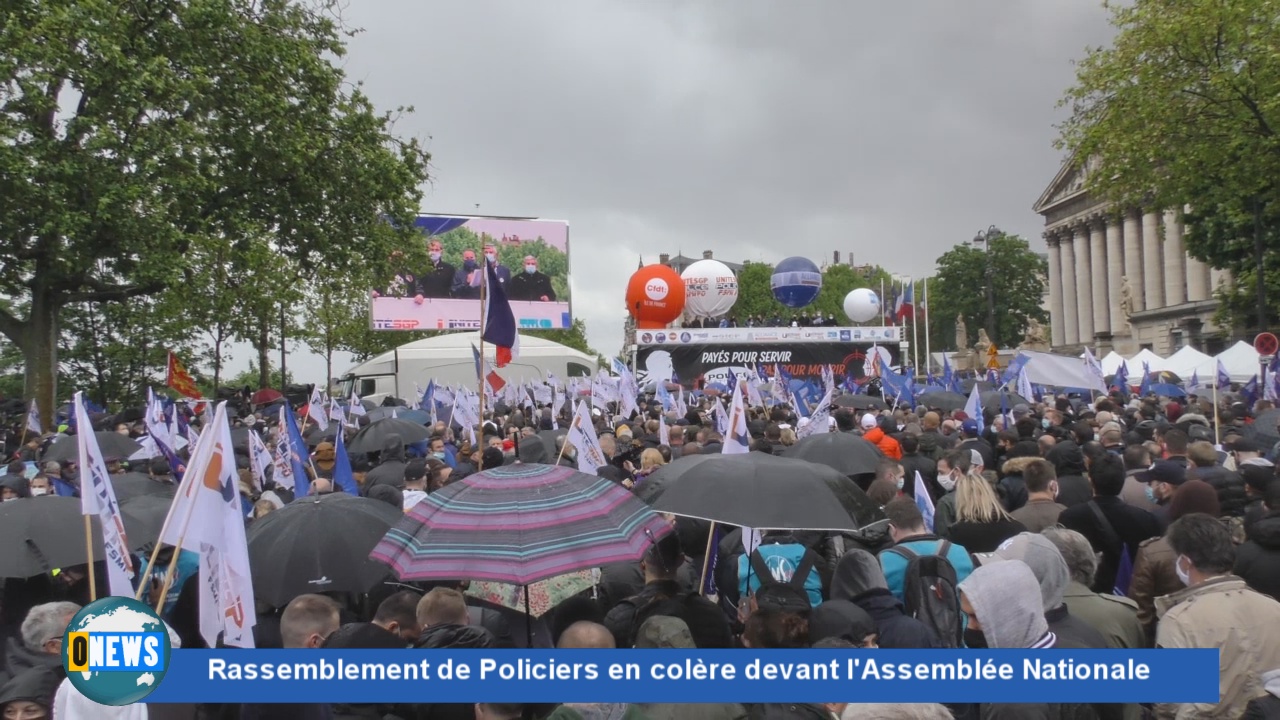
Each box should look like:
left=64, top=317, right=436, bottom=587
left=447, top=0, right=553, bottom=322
left=1138, top=362, right=1152, bottom=397
left=702, top=525, right=723, bottom=596
left=419, top=380, right=435, bottom=412
left=1241, top=374, right=1260, bottom=408
left=282, top=407, right=312, bottom=497
left=331, top=428, right=358, bottom=495
left=1114, top=362, right=1129, bottom=396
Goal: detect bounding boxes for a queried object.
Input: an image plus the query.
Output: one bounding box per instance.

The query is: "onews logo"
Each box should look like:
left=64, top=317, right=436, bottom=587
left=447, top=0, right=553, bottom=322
left=63, top=597, right=172, bottom=706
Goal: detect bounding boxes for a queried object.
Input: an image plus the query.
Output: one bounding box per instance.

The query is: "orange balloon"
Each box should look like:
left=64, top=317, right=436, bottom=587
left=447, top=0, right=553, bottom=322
left=626, top=265, right=686, bottom=329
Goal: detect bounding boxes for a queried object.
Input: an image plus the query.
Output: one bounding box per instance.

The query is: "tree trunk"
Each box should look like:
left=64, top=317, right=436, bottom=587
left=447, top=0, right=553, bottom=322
left=211, top=320, right=227, bottom=394
left=279, top=303, right=287, bottom=388
left=22, top=289, right=60, bottom=433
left=257, top=315, right=271, bottom=390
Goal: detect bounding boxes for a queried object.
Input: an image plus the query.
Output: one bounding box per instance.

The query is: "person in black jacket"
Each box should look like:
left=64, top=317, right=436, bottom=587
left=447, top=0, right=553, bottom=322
left=1058, top=455, right=1163, bottom=593
left=829, top=550, right=939, bottom=648
left=507, top=255, right=556, bottom=302
left=1235, top=482, right=1280, bottom=602
left=418, top=240, right=455, bottom=299
left=603, top=533, right=732, bottom=649
left=1187, top=440, right=1250, bottom=517
left=898, top=435, right=937, bottom=501
left=242, top=594, right=339, bottom=720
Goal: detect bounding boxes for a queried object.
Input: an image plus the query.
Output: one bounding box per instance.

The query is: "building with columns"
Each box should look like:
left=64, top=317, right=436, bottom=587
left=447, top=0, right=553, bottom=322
left=1033, top=157, right=1231, bottom=356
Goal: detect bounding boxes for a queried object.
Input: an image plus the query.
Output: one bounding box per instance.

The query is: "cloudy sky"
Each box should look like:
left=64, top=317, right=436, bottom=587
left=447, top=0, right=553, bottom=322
left=231, top=0, right=1116, bottom=382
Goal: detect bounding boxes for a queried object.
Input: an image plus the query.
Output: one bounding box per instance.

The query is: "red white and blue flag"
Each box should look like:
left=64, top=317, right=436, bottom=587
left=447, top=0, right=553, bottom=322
left=482, top=259, right=520, bottom=367
left=895, top=280, right=915, bottom=321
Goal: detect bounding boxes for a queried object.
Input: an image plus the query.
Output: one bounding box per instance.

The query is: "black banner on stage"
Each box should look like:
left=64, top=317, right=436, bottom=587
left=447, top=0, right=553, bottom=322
left=636, top=342, right=900, bottom=389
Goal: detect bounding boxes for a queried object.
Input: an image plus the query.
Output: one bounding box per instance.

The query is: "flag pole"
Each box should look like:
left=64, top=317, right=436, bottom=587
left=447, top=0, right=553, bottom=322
left=555, top=414, right=581, bottom=464
left=478, top=264, right=488, bottom=472
left=84, top=516, right=97, bottom=602
left=910, top=279, right=919, bottom=379
left=1212, top=375, right=1221, bottom=447
left=697, top=522, right=718, bottom=596
left=923, top=279, right=931, bottom=377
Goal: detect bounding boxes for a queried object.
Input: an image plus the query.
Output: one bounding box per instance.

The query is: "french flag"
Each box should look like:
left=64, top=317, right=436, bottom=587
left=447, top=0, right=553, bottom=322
left=482, top=258, right=520, bottom=367
left=895, top=281, right=914, bottom=321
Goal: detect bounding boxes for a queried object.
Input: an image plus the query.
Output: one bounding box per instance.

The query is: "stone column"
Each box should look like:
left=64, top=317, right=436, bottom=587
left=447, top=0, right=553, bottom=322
left=1142, top=211, right=1165, bottom=309
left=1123, top=210, right=1145, bottom=312
left=1163, top=209, right=1187, bottom=306
left=1105, top=216, right=1125, bottom=332
left=1074, top=223, right=1094, bottom=343
left=1061, top=231, right=1080, bottom=346
left=1186, top=256, right=1211, bottom=302
left=1089, top=217, right=1109, bottom=335
left=1047, top=234, right=1065, bottom=348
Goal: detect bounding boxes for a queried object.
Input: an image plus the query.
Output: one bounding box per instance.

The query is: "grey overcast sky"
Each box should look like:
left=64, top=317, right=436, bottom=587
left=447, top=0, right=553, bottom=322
left=231, top=0, right=1116, bottom=382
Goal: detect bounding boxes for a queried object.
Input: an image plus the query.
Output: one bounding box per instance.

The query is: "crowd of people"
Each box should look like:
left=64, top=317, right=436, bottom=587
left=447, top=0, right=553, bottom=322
left=2, top=385, right=1280, bottom=719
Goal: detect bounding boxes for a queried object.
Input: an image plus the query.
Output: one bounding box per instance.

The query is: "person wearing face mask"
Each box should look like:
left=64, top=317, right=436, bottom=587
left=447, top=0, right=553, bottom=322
left=27, top=475, right=52, bottom=498
left=481, top=243, right=511, bottom=287
left=418, top=239, right=455, bottom=299
left=0, top=471, right=29, bottom=501
left=1153, top=514, right=1280, bottom=720
left=1130, top=479, right=1219, bottom=641
left=451, top=248, right=484, bottom=299
left=931, top=450, right=968, bottom=538
left=508, top=254, right=556, bottom=302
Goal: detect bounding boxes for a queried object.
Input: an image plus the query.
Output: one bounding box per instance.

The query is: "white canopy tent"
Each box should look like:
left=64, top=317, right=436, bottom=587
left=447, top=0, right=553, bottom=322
left=1099, top=351, right=1126, bottom=376
left=1126, top=348, right=1168, bottom=373
left=1215, top=340, right=1262, bottom=383
left=1164, top=345, right=1216, bottom=380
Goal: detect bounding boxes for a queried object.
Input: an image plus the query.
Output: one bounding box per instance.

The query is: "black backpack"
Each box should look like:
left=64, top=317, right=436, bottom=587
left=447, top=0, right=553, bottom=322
left=885, top=541, right=963, bottom=648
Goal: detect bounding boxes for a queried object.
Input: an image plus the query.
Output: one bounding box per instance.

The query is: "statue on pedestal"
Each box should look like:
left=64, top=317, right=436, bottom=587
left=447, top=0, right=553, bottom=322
left=974, top=328, right=993, bottom=369
left=1020, top=318, right=1050, bottom=351
left=1118, top=278, right=1134, bottom=330
left=955, top=314, right=969, bottom=352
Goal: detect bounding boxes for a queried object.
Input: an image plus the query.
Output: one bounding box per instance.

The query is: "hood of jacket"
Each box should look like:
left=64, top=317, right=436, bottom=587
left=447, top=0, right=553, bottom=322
left=863, top=427, right=886, bottom=444
left=416, top=623, right=494, bottom=649
left=1251, top=514, right=1280, bottom=549
left=1263, top=668, right=1280, bottom=699
left=958, top=561, right=1049, bottom=648
left=809, top=600, right=877, bottom=644
left=0, top=666, right=62, bottom=708
left=1001, top=456, right=1039, bottom=477
left=3, top=636, right=59, bottom=678
left=380, top=434, right=405, bottom=463
left=831, top=549, right=889, bottom=601
left=0, top=473, right=30, bottom=498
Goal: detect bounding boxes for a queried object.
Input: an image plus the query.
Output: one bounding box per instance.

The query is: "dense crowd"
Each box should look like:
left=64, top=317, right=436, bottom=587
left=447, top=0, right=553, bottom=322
left=1, top=387, right=1280, bottom=719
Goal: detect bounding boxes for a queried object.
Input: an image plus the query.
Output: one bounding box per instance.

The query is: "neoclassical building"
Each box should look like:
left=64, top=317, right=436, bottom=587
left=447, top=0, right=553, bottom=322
left=1033, top=157, right=1231, bottom=356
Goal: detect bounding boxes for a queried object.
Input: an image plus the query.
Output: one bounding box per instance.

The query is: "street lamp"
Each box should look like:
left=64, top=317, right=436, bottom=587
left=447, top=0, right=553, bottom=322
left=971, top=225, right=998, bottom=346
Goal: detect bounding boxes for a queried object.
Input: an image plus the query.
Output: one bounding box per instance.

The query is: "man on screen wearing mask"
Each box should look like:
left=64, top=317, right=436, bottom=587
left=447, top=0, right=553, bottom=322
left=508, top=255, right=556, bottom=302
left=482, top=243, right=511, bottom=288
left=1153, top=513, right=1280, bottom=719
left=419, top=240, right=455, bottom=299
left=452, top=249, right=484, bottom=299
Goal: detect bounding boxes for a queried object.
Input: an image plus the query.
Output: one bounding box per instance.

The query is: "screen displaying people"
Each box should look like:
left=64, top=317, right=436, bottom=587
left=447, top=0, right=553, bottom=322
left=381, top=245, right=559, bottom=302
left=508, top=255, right=556, bottom=302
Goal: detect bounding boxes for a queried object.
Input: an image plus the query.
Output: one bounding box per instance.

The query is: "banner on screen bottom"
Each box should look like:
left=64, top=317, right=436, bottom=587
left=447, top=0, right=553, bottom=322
left=143, top=649, right=1220, bottom=705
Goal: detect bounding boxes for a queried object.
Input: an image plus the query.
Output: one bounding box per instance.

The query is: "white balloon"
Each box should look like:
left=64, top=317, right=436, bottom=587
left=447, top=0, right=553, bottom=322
left=844, top=288, right=881, bottom=323
left=680, top=259, right=738, bottom=318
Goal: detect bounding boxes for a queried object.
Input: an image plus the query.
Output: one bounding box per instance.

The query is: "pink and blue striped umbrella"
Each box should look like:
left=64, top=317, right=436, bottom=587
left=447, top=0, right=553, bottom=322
left=369, top=463, right=671, bottom=586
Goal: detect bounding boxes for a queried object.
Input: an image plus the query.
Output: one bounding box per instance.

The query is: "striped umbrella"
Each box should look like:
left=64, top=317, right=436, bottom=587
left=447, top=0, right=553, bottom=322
left=369, top=463, right=672, bottom=586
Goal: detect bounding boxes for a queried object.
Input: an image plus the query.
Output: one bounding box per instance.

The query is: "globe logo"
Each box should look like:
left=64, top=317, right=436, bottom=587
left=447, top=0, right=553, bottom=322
left=62, top=597, right=171, bottom=706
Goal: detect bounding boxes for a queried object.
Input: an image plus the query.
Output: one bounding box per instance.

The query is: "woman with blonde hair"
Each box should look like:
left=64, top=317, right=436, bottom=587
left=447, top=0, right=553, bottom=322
left=946, top=465, right=1026, bottom=553
left=779, top=427, right=797, bottom=446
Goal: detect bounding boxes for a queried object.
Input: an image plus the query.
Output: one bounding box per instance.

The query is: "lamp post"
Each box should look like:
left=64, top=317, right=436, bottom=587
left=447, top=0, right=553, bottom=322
left=969, top=225, right=999, bottom=346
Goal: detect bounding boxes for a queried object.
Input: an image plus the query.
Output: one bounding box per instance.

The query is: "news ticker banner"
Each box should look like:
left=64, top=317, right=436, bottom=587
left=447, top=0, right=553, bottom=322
left=139, top=649, right=1218, bottom=705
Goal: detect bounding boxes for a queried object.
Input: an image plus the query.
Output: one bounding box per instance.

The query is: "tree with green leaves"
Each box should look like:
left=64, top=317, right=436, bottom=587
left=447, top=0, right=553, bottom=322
left=1058, top=0, right=1280, bottom=332
left=928, top=231, right=1048, bottom=351
left=0, top=0, right=429, bottom=422
left=733, top=261, right=893, bottom=323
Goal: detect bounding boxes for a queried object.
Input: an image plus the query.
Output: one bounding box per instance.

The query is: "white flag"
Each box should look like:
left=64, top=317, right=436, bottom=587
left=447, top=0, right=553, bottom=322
left=328, top=397, right=347, bottom=429
left=25, top=400, right=41, bottom=435
left=659, top=414, right=670, bottom=447
left=797, top=386, right=833, bottom=440
left=722, top=381, right=751, bottom=455
left=247, top=430, right=272, bottom=494
left=964, top=385, right=985, bottom=435
left=567, top=400, right=608, bottom=475
left=76, top=392, right=134, bottom=598
left=347, top=391, right=367, bottom=418
left=712, top=398, right=730, bottom=436
left=1017, top=369, right=1035, bottom=406
left=307, top=387, right=328, bottom=432
left=160, top=402, right=257, bottom=648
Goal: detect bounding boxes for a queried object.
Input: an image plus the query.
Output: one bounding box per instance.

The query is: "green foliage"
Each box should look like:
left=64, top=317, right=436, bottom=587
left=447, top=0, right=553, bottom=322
left=733, top=261, right=894, bottom=322
left=526, top=318, right=594, bottom=356
left=0, top=0, right=429, bottom=421
left=927, top=231, right=1048, bottom=351
left=1058, top=0, right=1280, bottom=330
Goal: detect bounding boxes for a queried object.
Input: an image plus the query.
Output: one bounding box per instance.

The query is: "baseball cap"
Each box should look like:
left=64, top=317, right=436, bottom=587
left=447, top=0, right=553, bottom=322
left=635, top=616, right=696, bottom=649
left=860, top=413, right=878, bottom=430
left=1012, top=403, right=1031, bottom=418
left=1137, top=460, right=1187, bottom=486
left=961, top=420, right=980, bottom=435
left=1229, top=437, right=1261, bottom=454
left=969, top=449, right=984, bottom=469
left=974, top=533, right=1069, bottom=612
left=403, top=459, right=428, bottom=483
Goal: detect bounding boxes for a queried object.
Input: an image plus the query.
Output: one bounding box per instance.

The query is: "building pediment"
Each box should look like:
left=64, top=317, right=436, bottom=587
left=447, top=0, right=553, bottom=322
left=1033, top=153, right=1098, bottom=214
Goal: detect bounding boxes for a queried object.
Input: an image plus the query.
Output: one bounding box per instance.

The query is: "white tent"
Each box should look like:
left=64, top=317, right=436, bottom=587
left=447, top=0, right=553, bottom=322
left=1126, top=348, right=1168, bottom=372
left=1099, top=351, right=1126, bottom=376
left=1164, top=345, right=1216, bottom=380
left=1215, top=340, right=1262, bottom=383
left=1021, top=351, right=1106, bottom=392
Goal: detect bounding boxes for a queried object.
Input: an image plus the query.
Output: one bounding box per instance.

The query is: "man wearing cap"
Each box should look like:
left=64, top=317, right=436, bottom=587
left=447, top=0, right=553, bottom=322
left=508, top=255, right=556, bottom=302
left=958, top=419, right=995, bottom=471
left=1142, top=458, right=1187, bottom=526
left=860, top=413, right=901, bottom=460
left=402, top=459, right=429, bottom=511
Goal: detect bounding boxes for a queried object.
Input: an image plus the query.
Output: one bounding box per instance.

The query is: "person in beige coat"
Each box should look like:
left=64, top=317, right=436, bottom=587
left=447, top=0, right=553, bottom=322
left=1154, top=514, right=1280, bottom=719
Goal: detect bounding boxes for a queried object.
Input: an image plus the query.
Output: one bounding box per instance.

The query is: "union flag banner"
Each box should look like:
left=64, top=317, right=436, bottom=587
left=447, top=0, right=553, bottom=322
left=167, top=351, right=204, bottom=399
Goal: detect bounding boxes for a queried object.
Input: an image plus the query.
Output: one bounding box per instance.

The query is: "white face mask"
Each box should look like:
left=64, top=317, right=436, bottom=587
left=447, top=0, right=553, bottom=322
left=429, top=251, right=442, bottom=262
left=524, top=264, right=537, bottom=274
left=485, top=252, right=496, bottom=262
left=30, top=488, right=48, bottom=497
left=1174, top=555, right=1192, bottom=587
left=938, top=472, right=957, bottom=492
left=1, top=497, right=16, bottom=503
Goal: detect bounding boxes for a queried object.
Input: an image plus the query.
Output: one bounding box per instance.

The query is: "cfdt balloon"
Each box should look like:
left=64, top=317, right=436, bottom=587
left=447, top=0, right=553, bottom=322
left=680, top=259, right=738, bottom=318
left=771, top=257, right=822, bottom=308
left=844, top=288, right=881, bottom=323
left=626, top=264, right=686, bottom=329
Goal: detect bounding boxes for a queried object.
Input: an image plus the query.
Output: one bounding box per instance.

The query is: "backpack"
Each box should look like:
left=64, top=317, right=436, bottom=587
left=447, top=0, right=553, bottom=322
left=885, top=541, right=962, bottom=648
left=737, top=543, right=824, bottom=608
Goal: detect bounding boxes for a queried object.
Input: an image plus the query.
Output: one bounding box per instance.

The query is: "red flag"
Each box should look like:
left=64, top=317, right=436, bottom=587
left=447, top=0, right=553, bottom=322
left=167, top=351, right=204, bottom=399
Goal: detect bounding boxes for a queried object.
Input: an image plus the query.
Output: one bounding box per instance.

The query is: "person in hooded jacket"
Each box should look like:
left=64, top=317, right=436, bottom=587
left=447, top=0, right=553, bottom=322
left=321, top=623, right=413, bottom=720
left=830, top=550, right=939, bottom=648
left=860, top=414, right=902, bottom=460
left=1242, top=460, right=1275, bottom=537
left=0, top=471, right=29, bottom=501
left=1235, top=481, right=1280, bottom=602
left=0, top=665, right=60, bottom=720
left=362, top=434, right=407, bottom=491
left=0, top=602, right=77, bottom=687
left=1046, top=441, right=1093, bottom=508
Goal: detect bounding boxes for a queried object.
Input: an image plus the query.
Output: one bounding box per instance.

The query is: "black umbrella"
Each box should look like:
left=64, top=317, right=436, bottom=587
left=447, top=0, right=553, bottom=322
left=304, top=424, right=341, bottom=445
left=833, top=395, right=886, bottom=411
left=916, top=390, right=967, bottom=412
left=960, top=379, right=995, bottom=394
left=1244, top=409, right=1280, bottom=449
left=119, top=494, right=175, bottom=550
left=108, top=472, right=177, bottom=504
left=632, top=454, right=719, bottom=504
left=365, top=407, right=399, bottom=423
left=782, top=433, right=884, bottom=477
left=0, top=497, right=107, bottom=578
left=649, top=454, right=883, bottom=531
left=347, top=418, right=432, bottom=454
left=246, top=493, right=404, bottom=607
left=980, top=390, right=1030, bottom=414
left=42, top=432, right=142, bottom=463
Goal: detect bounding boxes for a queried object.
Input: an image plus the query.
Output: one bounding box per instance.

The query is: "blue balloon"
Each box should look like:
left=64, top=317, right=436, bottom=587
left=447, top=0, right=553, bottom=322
left=771, top=257, right=822, bottom=308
